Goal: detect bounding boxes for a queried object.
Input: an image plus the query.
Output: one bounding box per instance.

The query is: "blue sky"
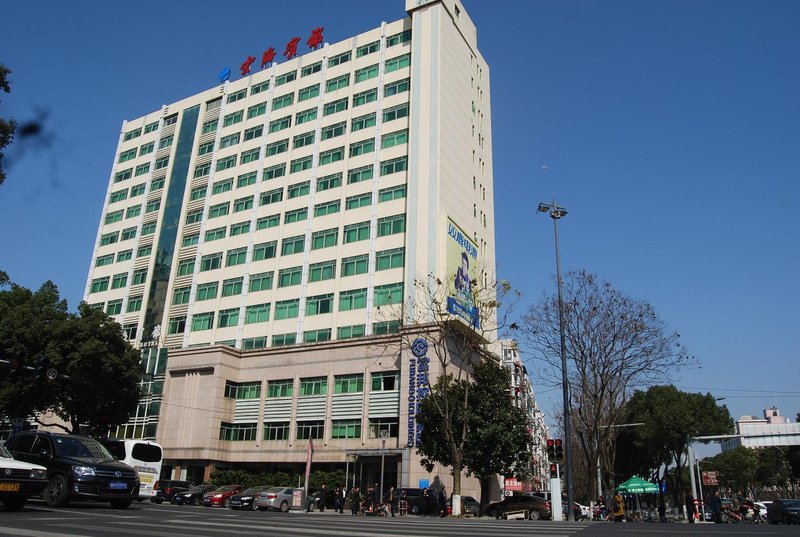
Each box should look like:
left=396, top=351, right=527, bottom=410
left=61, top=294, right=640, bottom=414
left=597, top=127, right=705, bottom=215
left=2, top=0, right=798, bottom=441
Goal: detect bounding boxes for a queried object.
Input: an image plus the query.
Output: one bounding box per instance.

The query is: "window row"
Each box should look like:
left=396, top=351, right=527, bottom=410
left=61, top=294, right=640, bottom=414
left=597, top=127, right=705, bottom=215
left=222, top=416, right=400, bottom=442
left=208, top=78, right=410, bottom=140
left=168, top=282, right=403, bottom=332
left=179, top=217, right=404, bottom=275
left=195, top=102, right=408, bottom=167
left=167, top=300, right=402, bottom=338
left=224, top=371, right=398, bottom=400
left=108, top=173, right=169, bottom=204
left=193, top=130, right=407, bottom=185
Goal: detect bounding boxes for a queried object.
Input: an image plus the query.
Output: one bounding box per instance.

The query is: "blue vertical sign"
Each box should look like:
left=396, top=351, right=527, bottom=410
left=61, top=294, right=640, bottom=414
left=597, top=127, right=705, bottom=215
left=408, top=338, right=430, bottom=447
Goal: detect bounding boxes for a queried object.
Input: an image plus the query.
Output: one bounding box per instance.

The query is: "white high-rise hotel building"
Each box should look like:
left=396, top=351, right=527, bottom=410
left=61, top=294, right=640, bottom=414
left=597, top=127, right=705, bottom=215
left=84, top=0, right=499, bottom=490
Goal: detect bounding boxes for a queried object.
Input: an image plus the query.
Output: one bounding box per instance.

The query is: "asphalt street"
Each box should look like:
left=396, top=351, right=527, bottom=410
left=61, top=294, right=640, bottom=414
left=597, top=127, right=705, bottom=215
left=0, top=501, right=797, bottom=537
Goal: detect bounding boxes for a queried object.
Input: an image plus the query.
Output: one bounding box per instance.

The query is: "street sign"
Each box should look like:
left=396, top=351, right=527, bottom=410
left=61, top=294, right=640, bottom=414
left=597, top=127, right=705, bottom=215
left=46, top=368, right=58, bottom=381
left=701, top=471, right=719, bottom=486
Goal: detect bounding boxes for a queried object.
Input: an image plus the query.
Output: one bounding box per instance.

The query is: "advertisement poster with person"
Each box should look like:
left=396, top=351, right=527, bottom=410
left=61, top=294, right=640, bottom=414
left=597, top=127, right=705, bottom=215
left=445, top=218, right=480, bottom=329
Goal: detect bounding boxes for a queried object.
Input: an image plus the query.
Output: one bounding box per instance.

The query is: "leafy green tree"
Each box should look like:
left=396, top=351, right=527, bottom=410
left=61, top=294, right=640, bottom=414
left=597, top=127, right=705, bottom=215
left=614, top=423, right=669, bottom=484
left=416, top=374, right=467, bottom=478
left=463, top=359, right=532, bottom=515
left=0, top=64, right=15, bottom=186
left=1, top=274, right=140, bottom=434
left=45, top=303, right=141, bottom=435
left=622, top=385, right=732, bottom=508
left=755, top=447, right=791, bottom=495
left=416, top=359, right=532, bottom=515
left=704, top=447, right=759, bottom=493
left=0, top=277, right=68, bottom=419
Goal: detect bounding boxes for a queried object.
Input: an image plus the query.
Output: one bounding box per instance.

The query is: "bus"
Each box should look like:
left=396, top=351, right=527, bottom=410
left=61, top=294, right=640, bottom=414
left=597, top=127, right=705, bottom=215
left=99, top=439, right=163, bottom=500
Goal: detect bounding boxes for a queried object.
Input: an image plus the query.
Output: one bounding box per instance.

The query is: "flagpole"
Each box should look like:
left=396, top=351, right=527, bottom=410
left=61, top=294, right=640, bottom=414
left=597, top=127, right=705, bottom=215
left=303, top=437, right=314, bottom=509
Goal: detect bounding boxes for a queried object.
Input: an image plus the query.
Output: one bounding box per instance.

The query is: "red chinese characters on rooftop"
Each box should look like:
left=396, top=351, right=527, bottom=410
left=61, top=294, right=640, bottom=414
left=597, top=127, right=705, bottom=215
left=240, top=56, right=256, bottom=76
left=260, top=47, right=276, bottom=69
left=307, top=27, right=324, bottom=50
left=231, top=27, right=325, bottom=82
left=283, top=37, right=301, bottom=60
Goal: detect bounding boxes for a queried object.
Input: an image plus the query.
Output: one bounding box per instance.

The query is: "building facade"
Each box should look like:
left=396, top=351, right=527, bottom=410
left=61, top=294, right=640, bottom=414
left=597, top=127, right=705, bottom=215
left=720, top=407, right=800, bottom=451
left=500, top=340, right=549, bottom=491
left=83, top=0, right=497, bottom=498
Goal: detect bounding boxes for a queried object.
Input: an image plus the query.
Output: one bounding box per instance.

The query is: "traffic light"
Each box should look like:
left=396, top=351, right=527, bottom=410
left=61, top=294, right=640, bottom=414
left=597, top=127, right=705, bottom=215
left=7, top=357, right=22, bottom=379
left=546, top=439, right=556, bottom=462
left=35, top=356, right=50, bottom=381
left=554, top=438, right=564, bottom=462
left=549, top=463, right=558, bottom=479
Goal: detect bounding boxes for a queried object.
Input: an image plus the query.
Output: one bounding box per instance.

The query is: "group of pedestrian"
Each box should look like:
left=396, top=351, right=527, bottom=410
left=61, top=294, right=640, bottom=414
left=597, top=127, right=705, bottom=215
left=330, top=484, right=449, bottom=517
left=609, top=488, right=731, bottom=524
left=343, top=483, right=394, bottom=515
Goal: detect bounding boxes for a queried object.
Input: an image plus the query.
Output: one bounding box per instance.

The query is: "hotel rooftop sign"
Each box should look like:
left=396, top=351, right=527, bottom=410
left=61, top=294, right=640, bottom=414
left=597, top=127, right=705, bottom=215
left=219, top=27, right=325, bottom=84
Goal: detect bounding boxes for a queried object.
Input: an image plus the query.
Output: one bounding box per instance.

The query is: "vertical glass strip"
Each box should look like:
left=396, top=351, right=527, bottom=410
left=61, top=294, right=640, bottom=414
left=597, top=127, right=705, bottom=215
left=143, top=105, right=200, bottom=337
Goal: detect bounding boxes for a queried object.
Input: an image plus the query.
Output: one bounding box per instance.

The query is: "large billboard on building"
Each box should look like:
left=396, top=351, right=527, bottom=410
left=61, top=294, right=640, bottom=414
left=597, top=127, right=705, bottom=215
left=445, top=218, right=480, bottom=329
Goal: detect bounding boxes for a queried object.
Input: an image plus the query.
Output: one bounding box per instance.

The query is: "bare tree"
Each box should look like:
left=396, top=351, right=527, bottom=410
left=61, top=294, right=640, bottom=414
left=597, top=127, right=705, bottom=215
left=517, top=269, right=692, bottom=496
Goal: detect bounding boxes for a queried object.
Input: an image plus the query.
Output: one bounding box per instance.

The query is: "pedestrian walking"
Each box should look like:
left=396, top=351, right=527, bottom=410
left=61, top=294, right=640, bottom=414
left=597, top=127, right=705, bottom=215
left=351, top=487, right=360, bottom=516
left=612, top=492, right=625, bottom=522
left=684, top=489, right=695, bottom=523
left=388, top=486, right=396, bottom=517
left=708, top=490, right=723, bottom=523
left=319, top=484, right=328, bottom=512
left=438, top=486, right=447, bottom=518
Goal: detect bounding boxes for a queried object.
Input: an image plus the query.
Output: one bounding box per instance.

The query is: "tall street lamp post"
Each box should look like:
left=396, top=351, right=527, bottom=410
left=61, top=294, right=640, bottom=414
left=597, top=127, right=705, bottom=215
left=379, top=429, right=389, bottom=507
left=537, top=199, right=574, bottom=521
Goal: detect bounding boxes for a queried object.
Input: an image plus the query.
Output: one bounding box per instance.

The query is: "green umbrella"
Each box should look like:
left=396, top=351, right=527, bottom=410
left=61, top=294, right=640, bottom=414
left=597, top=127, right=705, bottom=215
left=615, top=476, right=658, bottom=494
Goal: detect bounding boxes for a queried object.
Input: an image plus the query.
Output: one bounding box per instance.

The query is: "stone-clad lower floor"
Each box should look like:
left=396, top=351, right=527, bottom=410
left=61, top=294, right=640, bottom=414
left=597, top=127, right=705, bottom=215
left=155, top=330, right=499, bottom=501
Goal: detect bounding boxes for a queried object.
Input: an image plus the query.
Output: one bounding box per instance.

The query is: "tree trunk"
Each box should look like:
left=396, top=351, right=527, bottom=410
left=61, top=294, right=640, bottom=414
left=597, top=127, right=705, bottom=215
left=478, top=477, right=492, bottom=517
left=452, top=455, right=462, bottom=496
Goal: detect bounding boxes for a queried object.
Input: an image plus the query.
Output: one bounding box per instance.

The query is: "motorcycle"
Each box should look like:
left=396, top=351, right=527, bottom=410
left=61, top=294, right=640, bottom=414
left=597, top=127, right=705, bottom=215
left=592, top=503, right=610, bottom=521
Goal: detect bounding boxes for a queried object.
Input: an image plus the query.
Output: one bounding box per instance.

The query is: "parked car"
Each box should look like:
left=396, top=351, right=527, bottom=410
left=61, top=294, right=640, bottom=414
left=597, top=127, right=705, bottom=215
left=446, top=495, right=480, bottom=516
left=173, top=484, right=216, bottom=506
left=254, top=486, right=298, bottom=512
left=486, top=494, right=551, bottom=520
left=767, top=498, right=800, bottom=525
left=0, top=442, right=48, bottom=511
left=202, top=484, right=243, bottom=507
left=5, top=430, right=140, bottom=509
left=151, top=479, right=193, bottom=504
left=229, top=486, right=271, bottom=510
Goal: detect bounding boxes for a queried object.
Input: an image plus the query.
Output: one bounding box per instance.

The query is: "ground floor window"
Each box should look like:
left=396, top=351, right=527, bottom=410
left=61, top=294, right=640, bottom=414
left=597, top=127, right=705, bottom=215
left=331, top=419, right=361, bottom=439
left=219, top=422, right=257, bottom=441
left=369, top=417, right=399, bottom=439
left=263, top=422, right=290, bottom=441
left=296, top=420, right=324, bottom=440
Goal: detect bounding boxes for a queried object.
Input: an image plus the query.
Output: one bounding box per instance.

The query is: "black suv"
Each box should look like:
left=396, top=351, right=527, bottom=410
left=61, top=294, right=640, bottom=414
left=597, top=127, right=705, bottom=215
left=5, top=431, right=140, bottom=509
left=152, top=479, right=193, bottom=504
left=400, top=487, right=437, bottom=515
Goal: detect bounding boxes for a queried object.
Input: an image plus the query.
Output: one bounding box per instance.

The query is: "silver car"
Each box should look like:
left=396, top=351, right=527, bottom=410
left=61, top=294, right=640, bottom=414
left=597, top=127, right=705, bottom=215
left=254, top=486, right=298, bottom=512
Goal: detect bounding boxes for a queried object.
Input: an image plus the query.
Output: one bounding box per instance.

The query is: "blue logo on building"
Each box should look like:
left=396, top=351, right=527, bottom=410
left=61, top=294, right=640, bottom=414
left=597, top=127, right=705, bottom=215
left=218, top=67, right=232, bottom=83
left=411, top=338, right=428, bottom=358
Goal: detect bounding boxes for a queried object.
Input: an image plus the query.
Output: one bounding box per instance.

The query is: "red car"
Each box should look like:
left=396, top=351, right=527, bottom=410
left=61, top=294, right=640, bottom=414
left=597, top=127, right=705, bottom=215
left=202, top=485, right=244, bottom=507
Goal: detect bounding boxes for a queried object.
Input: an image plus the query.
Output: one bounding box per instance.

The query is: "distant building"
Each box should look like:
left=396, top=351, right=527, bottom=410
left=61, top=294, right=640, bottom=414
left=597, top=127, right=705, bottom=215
left=721, top=407, right=800, bottom=451
left=500, top=340, right=549, bottom=491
